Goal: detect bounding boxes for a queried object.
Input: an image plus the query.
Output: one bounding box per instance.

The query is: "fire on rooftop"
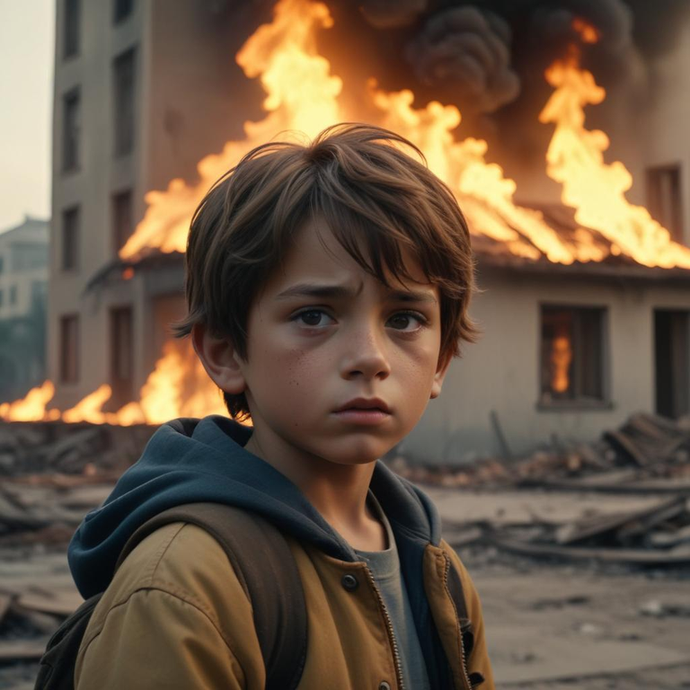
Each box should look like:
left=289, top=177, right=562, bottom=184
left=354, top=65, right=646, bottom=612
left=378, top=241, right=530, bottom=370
left=2, top=0, right=690, bottom=432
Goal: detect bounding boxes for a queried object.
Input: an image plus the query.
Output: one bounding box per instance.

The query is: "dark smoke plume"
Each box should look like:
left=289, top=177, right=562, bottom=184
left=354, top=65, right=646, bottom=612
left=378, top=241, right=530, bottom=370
left=346, top=0, right=690, bottom=115
left=359, top=0, right=428, bottom=28
left=406, top=6, right=520, bottom=113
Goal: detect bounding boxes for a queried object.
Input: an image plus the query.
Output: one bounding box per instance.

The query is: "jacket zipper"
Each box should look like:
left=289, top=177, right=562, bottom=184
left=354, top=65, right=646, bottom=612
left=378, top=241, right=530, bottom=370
left=363, top=565, right=405, bottom=690
left=442, top=553, right=473, bottom=690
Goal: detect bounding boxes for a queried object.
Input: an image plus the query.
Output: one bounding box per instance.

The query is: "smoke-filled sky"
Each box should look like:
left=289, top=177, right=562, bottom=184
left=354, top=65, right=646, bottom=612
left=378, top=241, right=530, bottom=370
left=0, top=0, right=54, bottom=233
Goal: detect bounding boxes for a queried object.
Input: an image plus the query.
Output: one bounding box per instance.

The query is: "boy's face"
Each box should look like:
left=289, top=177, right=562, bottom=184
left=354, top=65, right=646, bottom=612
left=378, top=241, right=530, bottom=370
left=234, top=216, right=449, bottom=466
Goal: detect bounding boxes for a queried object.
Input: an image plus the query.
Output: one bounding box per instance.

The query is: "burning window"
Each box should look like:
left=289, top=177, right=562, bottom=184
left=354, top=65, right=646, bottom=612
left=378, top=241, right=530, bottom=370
left=64, top=0, right=80, bottom=59
left=62, top=88, right=81, bottom=172
left=62, top=205, right=80, bottom=271
left=59, top=314, right=79, bottom=384
left=647, top=164, right=683, bottom=243
left=540, top=306, right=606, bottom=405
left=112, top=189, right=133, bottom=252
left=110, top=306, right=134, bottom=405
left=113, top=48, right=137, bottom=157
left=113, top=0, right=134, bottom=24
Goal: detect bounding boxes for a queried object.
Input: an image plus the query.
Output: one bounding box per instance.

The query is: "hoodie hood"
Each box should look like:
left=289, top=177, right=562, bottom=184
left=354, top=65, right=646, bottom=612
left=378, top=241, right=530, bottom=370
left=69, top=415, right=442, bottom=598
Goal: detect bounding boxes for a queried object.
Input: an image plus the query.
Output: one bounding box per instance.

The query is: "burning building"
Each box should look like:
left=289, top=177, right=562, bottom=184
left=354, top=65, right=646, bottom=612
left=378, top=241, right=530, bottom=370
left=6, top=0, right=689, bottom=459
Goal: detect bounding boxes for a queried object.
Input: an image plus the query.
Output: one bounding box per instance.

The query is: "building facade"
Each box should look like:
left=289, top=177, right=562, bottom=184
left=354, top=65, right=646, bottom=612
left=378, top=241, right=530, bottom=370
left=49, top=0, right=260, bottom=410
left=0, top=216, right=49, bottom=403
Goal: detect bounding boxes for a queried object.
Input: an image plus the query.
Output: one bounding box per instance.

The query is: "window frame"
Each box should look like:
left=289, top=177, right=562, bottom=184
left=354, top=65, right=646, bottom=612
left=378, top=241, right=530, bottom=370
left=646, top=163, right=684, bottom=244
left=113, top=0, right=134, bottom=24
left=112, top=47, right=137, bottom=157
left=63, top=0, right=81, bottom=60
left=62, top=205, right=80, bottom=271
left=537, top=303, right=611, bottom=411
left=62, top=87, right=81, bottom=173
left=59, top=314, right=80, bottom=384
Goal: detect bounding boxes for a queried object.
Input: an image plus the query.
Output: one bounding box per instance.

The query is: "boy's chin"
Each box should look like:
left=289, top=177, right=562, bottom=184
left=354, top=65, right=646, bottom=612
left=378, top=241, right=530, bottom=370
left=315, top=437, right=399, bottom=467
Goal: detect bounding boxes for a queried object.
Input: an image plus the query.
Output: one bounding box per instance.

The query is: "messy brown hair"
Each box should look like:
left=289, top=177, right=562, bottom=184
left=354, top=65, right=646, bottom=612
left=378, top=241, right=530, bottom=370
left=173, top=123, right=478, bottom=420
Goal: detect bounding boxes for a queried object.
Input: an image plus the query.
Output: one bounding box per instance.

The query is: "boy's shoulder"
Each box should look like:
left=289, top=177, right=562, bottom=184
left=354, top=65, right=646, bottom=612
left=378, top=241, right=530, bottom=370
left=81, top=522, right=252, bottom=650
left=75, top=522, right=267, bottom=687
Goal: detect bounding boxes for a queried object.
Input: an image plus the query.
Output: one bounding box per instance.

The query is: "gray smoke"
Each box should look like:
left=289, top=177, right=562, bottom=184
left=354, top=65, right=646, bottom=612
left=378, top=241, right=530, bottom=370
left=358, top=0, right=428, bottom=29
left=405, top=6, right=520, bottom=113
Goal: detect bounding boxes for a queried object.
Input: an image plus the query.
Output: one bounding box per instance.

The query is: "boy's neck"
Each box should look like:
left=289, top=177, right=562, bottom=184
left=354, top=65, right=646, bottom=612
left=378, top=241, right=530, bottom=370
left=244, top=432, right=387, bottom=551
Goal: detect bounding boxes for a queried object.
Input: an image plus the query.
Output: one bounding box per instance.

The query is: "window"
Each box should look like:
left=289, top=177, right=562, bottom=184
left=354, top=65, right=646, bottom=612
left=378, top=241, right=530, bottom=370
left=0, top=290, right=3, bottom=308
left=112, top=189, right=133, bottom=252
left=655, top=310, right=689, bottom=419
left=64, top=0, right=81, bottom=59
left=647, top=164, right=683, bottom=243
left=540, top=306, right=606, bottom=406
left=62, top=206, right=80, bottom=270
left=63, top=88, right=81, bottom=172
left=114, top=0, right=134, bottom=24
left=110, top=306, right=134, bottom=404
left=0, top=256, right=4, bottom=274
left=113, top=49, right=136, bottom=156
left=60, top=314, right=79, bottom=383
left=9, top=285, right=17, bottom=305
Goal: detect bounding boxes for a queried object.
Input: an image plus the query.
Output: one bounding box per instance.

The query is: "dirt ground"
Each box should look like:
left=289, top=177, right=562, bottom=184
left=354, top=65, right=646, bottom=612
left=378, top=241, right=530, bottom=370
left=1, top=487, right=689, bottom=689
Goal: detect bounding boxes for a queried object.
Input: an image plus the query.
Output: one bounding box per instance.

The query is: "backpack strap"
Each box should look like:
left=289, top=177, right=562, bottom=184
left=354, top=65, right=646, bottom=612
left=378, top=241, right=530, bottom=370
left=446, top=562, right=485, bottom=687
left=117, top=503, right=307, bottom=690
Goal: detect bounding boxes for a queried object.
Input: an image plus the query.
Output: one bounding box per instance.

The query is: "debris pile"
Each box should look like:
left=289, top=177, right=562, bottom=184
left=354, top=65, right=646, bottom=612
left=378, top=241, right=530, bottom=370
left=390, top=412, right=690, bottom=493
left=487, top=495, right=690, bottom=567
left=0, top=420, right=155, bottom=477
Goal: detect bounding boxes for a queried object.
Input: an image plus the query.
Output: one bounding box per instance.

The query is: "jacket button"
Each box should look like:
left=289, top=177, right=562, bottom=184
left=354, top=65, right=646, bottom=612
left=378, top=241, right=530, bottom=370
left=379, top=682, right=391, bottom=690
left=341, top=574, right=359, bottom=591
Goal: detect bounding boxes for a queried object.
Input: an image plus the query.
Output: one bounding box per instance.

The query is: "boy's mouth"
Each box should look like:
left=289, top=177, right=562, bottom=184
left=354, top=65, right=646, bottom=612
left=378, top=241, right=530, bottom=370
left=335, top=397, right=391, bottom=413
left=333, top=398, right=392, bottom=425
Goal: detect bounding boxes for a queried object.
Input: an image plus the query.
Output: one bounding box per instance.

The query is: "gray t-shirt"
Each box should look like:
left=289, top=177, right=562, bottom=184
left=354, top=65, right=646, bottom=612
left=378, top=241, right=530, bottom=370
left=355, top=494, right=431, bottom=690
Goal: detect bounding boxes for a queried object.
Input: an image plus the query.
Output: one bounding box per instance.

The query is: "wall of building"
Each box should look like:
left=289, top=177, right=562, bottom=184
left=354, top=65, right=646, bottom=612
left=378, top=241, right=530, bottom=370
left=405, top=268, right=690, bottom=463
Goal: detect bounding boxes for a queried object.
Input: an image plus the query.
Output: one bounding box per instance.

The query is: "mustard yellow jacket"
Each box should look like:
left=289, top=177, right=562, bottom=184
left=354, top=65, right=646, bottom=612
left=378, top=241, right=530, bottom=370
left=69, top=417, right=494, bottom=689
left=75, top=523, right=493, bottom=689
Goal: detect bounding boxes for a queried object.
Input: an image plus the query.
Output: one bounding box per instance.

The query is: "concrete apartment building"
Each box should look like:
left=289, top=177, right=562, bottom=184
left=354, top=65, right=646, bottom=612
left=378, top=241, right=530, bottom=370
left=0, top=217, right=49, bottom=403
left=49, top=0, right=690, bottom=459
left=49, top=0, right=260, bottom=411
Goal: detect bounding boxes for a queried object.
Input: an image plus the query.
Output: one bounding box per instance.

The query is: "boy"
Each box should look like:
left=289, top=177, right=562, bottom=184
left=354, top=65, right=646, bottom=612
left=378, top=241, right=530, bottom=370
left=69, top=123, right=494, bottom=689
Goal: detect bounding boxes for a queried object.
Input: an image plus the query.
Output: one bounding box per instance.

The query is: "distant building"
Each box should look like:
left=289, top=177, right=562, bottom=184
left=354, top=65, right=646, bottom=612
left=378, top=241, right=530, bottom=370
left=0, top=216, right=49, bottom=403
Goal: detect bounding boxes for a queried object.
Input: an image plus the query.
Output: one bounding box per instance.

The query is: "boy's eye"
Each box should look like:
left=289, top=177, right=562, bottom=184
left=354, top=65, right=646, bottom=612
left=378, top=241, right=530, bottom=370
left=294, top=309, right=334, bottom=327
left=387, top=312, right=426, bottom=332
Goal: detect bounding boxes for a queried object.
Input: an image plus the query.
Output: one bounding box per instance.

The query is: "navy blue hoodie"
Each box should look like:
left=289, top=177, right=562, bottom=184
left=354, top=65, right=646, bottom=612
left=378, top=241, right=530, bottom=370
left=68, top=415, right=453, bottom=686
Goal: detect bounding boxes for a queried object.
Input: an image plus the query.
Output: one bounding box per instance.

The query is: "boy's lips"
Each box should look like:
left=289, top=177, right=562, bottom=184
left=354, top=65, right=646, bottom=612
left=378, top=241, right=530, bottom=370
left=332, top=398, right=392, bottom=425
left=334, top=397, right=390, bottom=413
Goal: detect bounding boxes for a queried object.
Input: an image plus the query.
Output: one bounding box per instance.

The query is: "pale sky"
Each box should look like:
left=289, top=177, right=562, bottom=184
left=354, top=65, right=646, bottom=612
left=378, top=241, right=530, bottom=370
left=0, top=0, right=55, bottom=232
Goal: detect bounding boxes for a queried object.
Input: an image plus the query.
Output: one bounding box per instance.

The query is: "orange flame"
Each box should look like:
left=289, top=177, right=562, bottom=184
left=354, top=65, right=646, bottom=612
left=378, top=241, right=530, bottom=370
left=540, top=56, right=690, bottom=269
left=0, top=342, right=228, bottom=425
left=550, top=329, right=573, bottom=394
left=0, top=381, right=60, bottom=422
left=572, top=18, right=600, bottom=44
left=119, top=0, right=341, bottom=260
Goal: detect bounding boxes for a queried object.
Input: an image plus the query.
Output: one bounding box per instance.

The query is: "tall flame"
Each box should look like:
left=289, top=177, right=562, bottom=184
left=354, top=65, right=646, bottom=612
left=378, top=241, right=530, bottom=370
left=119, top=0, right=341, bottom=260
left=540, top=53, right=690, bottom=269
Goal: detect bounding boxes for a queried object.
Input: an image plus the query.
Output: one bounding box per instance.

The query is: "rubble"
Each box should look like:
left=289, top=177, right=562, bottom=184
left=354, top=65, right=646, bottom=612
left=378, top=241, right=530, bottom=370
left=389, top=411, right=690, bottom=493
left=0, top=420, right=156, bottom=477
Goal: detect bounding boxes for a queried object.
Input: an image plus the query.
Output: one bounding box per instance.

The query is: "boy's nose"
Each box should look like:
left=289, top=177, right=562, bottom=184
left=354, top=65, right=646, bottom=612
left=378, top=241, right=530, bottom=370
left=340, top=328, right=391, bottom=381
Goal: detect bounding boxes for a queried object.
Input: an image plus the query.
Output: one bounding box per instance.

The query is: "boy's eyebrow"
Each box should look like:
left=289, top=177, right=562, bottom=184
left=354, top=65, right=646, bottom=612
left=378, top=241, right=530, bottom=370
left=275, top=282, right=437, bottom=303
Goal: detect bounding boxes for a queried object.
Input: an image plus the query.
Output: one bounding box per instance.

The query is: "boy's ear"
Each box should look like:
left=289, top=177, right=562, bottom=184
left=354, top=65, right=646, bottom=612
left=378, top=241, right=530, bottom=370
left=191, top=324, right=247, bottom=395
left=430, top=351, right=452, bottom=400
